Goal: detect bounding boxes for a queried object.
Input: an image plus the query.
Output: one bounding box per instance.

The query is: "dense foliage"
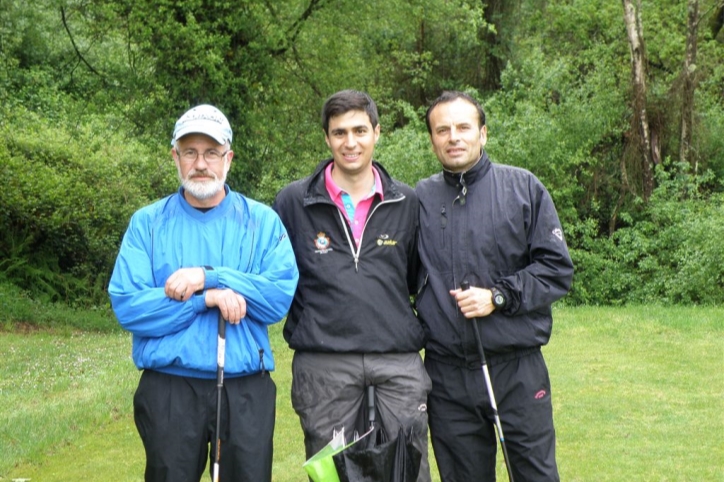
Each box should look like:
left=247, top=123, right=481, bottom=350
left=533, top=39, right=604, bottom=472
left=2, top=0, right=723, bottom=307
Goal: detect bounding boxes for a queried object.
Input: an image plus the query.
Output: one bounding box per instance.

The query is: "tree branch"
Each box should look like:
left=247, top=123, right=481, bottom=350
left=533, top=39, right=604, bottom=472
left=269, top=0, right=326, bottom=56
left=60, top=6, right=105, bottom=80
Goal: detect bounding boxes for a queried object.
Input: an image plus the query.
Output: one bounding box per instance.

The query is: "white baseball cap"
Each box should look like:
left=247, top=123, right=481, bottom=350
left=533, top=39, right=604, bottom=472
left=171, top=104, right=233, bottom=146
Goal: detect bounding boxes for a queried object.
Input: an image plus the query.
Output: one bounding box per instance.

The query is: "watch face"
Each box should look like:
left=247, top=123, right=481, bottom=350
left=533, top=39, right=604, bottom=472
left=494, top=294, right=505, bottom=306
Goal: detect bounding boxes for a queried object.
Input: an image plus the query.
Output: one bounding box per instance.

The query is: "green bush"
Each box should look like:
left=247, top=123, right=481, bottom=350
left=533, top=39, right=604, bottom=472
left=376, top=100, right=439, bottom=188
left=567, top=162, right=724, bottom=305
left=0, top=105, right=174, bottom=306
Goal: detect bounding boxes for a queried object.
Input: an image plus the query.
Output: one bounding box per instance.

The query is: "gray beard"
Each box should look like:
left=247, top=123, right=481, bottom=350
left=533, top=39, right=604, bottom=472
left=182, top=177, right=225, bottom=200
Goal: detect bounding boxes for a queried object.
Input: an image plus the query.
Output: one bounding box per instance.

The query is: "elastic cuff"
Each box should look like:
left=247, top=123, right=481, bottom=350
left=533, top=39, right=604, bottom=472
left=192, top=291, right=208, bottom=313
left=203, top=266, right=218, bottom=289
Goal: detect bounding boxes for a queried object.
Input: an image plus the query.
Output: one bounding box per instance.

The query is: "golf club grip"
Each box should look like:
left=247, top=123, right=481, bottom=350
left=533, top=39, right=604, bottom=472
left=471, top=317, right=487, bottom=365
left=218, top=313, right=226, bottom=339
left=460, top=282, right=488, bottom=364
left=217, top=314, right=226, bottom=372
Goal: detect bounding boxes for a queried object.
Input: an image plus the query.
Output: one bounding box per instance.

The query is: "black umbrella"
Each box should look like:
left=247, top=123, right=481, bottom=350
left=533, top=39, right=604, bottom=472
left=333, top=386, right=421, bottom=482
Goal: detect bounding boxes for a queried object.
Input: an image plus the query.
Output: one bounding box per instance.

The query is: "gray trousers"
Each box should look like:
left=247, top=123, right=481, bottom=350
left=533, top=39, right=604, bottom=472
left=292, top=351, right=432, bottom=482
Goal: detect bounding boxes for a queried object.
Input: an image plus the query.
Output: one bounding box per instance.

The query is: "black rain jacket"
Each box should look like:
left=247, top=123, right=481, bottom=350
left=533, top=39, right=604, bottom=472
left=415, top=152, right=573, bottom=360
left=273, top=158, right=425, bottom=353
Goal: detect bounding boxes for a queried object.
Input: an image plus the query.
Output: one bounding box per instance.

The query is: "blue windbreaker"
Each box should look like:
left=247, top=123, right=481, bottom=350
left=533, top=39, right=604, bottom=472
left=109, top=186, right=299, bottom=379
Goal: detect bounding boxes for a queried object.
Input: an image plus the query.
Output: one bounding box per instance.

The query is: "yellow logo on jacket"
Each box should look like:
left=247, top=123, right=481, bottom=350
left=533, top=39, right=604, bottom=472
left=376, top=234, right=398, bottom=246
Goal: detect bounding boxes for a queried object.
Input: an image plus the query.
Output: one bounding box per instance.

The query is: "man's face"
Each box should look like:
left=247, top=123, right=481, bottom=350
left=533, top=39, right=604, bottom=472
left=324, top=110, right=380, bottom=177
left=428, top=98, right=487, bottom=173
left=172, top=133, right=233, bottom=206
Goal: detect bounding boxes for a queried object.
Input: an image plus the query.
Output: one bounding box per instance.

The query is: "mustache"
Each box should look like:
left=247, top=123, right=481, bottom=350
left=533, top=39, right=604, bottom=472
left=186, top=169, right=218, bottom=181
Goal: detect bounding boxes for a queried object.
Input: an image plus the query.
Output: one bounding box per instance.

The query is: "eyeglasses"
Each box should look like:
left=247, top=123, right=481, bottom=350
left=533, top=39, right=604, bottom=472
left=176, top=149, right=230, bottom=164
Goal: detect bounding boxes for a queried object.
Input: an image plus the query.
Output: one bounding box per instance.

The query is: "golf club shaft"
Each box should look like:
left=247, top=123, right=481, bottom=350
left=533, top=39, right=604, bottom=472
left=461, top=282, right=515, bottom=482
left=214, top=313, right=226, bottom=482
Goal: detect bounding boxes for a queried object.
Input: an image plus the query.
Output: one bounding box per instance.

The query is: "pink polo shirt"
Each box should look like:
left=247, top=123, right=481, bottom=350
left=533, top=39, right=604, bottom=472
left=325, top=163, right=384, bottom=246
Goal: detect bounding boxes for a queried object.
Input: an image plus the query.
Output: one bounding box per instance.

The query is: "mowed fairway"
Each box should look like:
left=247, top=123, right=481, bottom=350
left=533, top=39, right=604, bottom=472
left=1, top=306, right=722, bottom=481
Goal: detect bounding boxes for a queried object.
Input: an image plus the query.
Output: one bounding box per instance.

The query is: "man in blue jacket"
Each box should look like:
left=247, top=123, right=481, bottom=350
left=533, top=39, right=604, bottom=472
left=109, top=104, right=298, bottom=482
left=416, top=91, right=574, bottom=482
left=273, top=90, right=431, bottom=482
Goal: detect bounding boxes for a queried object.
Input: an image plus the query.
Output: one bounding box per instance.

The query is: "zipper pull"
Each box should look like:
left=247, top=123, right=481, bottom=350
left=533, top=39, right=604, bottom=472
left=354, top=256, right=359, bottom=272
left=441, top=204, right=447, bottom=228
left=458, top=173, right=467, bottom=205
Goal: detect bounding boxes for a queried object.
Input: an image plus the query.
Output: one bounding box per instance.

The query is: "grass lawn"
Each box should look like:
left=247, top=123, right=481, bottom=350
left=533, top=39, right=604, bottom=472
left=1, top=306, right=722, bottom=481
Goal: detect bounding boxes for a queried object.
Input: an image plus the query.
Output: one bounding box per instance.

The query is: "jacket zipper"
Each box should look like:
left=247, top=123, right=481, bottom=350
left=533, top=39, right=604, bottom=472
left=451, top=172, right=468, bottom=288
left=337, top=196, right=405, bottom=272
left=238, top=318, right=266, bottom=376
left=440, top=203, right=447, bottom=249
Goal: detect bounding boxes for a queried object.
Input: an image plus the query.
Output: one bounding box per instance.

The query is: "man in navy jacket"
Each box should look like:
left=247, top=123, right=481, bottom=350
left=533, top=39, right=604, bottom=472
left=416, top=91, right=574, bottom=482
left=273, top=90, right=431, bottom=482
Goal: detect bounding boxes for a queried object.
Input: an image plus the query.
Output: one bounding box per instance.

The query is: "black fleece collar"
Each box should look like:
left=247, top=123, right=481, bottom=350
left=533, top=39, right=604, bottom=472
left=442, top=151, right=491, bottom=188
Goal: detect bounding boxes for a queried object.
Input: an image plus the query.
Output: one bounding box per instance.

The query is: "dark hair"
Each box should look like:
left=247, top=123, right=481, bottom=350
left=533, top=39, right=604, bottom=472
left=425, top=91, right=486, bottom=134
left=321, top=90, right=379, bottom=134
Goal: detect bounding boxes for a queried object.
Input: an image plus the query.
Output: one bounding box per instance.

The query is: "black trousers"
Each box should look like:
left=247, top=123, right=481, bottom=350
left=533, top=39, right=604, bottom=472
left=133, top=370, right=276, bottom=482
left=426, top=349, right=559, bottom=482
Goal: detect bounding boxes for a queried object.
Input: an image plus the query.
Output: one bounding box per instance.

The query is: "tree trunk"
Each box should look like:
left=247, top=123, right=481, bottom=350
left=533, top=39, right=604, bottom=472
left=480, top=0, right=519, bottom=92
left=622, top=0, right=654, bottom=200
left=710, top=1, right=723, bottom=41
left=680, top=0, right=699, bottom=171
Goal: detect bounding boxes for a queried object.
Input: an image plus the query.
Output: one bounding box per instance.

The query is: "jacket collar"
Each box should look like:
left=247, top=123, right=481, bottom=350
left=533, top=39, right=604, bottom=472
left=442, top=150, right=491, bottom=188
left=303, top=158, right=401, bottom=206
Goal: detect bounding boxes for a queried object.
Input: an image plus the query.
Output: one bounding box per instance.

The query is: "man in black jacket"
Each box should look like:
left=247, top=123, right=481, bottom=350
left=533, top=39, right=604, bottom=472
left=273, top=90, right=431, bottom=482
left=416, top=91, right=574, bottom=482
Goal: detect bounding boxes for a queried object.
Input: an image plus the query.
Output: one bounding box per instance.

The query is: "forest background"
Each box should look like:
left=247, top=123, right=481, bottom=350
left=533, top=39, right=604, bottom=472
left=1, top=0, right=724, bottom=311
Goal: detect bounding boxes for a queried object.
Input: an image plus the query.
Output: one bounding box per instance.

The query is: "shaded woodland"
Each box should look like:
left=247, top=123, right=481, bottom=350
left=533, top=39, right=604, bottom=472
left=2, top=0, right=723, bottom=306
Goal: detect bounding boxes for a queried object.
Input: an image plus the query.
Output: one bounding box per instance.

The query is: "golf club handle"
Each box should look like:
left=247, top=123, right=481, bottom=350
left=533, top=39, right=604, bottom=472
left=217, top=314, right=226, bottom=374
left=471, top=317, right=489, bottom=366
left=218, top=313, right=226, bottom=339
left=460, top=282, right=489, bottom=366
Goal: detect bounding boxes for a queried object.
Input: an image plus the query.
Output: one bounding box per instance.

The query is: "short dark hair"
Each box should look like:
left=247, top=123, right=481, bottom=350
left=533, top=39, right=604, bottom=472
left=321, top=90, right=379, bottom=134
left=425, top=91, right=486, bottom=134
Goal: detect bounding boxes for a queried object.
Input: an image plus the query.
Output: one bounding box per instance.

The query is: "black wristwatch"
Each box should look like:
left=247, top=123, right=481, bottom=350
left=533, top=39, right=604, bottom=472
left=490, top=286, right=507, bottom=310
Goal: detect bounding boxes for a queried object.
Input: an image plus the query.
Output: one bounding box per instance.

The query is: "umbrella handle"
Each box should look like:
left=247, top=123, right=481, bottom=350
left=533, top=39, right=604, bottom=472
left=367, top=385, right=375, bottom=429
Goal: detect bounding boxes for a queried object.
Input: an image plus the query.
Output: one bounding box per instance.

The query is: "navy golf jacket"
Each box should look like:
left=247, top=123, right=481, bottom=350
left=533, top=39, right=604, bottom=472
left=415, top=152, right=574, bottom=360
